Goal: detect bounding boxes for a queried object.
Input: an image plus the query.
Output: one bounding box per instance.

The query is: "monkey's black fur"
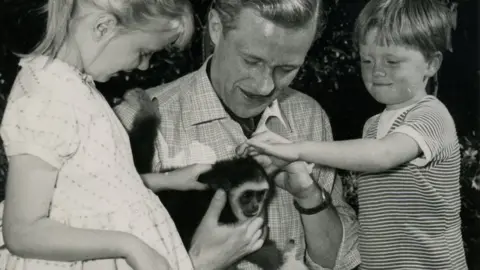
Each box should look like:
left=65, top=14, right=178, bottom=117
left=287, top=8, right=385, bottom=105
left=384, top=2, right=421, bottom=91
left=129, top=114, right=159, bottom=174
left=126, top=101, right=284, bottom=269
left=158, top=158, right=284, bottom=270
left=159, top=157, right=274, bottom=241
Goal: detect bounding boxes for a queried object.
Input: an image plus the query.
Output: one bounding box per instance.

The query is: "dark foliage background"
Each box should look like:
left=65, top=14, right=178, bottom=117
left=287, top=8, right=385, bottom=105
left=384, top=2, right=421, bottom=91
left=0, top=0, right=479, bottom=268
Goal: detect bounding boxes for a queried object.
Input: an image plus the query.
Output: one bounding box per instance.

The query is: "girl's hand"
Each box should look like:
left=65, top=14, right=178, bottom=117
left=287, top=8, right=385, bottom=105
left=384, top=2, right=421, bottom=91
left=142, top=164, right=211, bottom=192
left=124, top=237, right=172, bottom=270
left=164, top=164, right=211, bottom=191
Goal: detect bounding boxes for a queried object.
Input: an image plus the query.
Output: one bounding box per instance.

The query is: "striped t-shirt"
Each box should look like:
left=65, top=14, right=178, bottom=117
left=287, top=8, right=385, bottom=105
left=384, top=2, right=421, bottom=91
left=357, top=95, right=467, bottom=270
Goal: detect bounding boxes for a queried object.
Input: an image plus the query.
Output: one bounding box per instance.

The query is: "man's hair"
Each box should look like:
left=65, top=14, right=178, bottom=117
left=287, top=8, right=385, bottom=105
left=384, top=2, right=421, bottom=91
left=353, top=0, right=452, bottom=60
left=213, top=0, right=326, bottom=40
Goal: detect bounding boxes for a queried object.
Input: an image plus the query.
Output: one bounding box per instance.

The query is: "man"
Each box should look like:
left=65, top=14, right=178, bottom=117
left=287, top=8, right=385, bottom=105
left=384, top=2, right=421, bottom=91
left=115, top=0, right=360, bottom=269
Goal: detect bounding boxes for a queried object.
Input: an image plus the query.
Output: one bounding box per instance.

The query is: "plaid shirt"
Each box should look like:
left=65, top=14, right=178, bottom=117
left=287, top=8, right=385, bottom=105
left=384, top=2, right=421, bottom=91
left=115, top=60, right=360, bottom=270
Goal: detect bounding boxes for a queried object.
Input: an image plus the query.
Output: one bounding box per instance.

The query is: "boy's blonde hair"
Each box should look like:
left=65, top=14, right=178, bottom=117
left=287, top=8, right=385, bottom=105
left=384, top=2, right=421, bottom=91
left=213, top=0, right=326, bottom=40
left=354, top=0, right=452, bottom=60
left=31, top=0, right=194, bottom=58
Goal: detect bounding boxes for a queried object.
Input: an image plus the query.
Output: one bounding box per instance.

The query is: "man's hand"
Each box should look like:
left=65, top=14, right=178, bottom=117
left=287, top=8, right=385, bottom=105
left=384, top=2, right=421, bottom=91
left=256, top=155, right=315, bottom=200
left=189, top=190, right=265, bottom=270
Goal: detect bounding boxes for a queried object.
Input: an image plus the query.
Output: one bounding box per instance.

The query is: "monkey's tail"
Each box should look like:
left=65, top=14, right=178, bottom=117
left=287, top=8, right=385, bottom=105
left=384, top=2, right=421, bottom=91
left=129, top=115, right=159, bottom=174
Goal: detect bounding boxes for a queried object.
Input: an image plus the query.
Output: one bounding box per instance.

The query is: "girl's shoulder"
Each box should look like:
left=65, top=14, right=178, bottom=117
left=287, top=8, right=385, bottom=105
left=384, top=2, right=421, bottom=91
left=18, top=55, right=90, bottom=88
left=10, top=55, right=94, bottom=107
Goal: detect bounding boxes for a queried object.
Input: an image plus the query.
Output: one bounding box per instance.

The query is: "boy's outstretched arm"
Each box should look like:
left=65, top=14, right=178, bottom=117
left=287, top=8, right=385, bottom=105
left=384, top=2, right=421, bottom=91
left=247, top=132, right=421, bottom=172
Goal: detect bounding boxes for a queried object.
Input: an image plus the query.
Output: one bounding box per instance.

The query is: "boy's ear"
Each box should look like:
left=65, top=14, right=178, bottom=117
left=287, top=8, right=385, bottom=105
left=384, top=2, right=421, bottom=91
left=425, top=51, right=443, bottom=78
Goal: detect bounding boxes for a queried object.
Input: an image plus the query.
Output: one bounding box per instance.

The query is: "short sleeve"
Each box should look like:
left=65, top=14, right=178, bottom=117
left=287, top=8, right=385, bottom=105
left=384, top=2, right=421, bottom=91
left=390, top=100, right=456, bottom=166
left=0, top=92, right=80, bottom=168
left=362, top=115, right=377, bottom=138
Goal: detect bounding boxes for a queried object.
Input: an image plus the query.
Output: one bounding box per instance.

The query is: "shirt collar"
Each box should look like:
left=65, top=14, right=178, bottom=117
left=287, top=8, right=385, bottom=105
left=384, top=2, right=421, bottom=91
left=183, top=57, right=230, bottom=127
left=254, top=99, right=290, bottom=134
left=183, top=56, right=290, bottom=133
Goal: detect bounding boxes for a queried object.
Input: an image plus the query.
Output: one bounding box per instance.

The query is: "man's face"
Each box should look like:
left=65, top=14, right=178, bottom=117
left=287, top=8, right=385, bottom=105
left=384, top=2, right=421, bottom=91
left=209, top=8, right=317, bottom=118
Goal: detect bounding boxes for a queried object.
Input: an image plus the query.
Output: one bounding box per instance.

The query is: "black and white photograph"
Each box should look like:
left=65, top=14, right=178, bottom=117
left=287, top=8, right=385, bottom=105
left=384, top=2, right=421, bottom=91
left=0, top=0, right=478, bottom=269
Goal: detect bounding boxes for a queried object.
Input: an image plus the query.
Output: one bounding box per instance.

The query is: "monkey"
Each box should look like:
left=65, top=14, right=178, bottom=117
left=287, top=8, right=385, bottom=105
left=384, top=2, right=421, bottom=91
left=158, top=156, right=284, bottom=269
left=279, top=239, right=309, bottom=270
left=115, top=88, right=160, bottom=175
left=117, top=88, right=308, bottom=269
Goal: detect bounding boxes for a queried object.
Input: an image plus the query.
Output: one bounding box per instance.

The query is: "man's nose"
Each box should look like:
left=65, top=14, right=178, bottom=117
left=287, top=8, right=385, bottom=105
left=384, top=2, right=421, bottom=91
left=255, top=70, right=275, bottom=96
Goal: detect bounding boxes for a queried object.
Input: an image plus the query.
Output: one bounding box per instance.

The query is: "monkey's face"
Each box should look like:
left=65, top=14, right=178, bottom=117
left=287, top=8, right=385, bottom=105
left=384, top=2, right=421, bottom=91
left=230, top=181, right=270, bottom=221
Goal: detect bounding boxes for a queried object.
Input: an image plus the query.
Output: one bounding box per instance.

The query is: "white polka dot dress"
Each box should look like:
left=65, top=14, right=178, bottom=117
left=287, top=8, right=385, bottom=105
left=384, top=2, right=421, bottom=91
left=0, top=56, right=193, bottom=270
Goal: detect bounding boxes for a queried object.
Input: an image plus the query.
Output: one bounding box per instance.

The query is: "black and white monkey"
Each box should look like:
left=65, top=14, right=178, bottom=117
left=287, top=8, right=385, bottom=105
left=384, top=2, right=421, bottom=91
left=119, top=88, right=160, bottom=175
left=159, top=157, right=284, bottom=270
left=118, top=89, right=307, bottom=269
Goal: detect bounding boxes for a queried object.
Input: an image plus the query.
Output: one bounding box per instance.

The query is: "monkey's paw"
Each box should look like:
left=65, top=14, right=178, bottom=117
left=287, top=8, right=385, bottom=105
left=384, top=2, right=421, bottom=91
left=122, top=88, right=160, bottom=118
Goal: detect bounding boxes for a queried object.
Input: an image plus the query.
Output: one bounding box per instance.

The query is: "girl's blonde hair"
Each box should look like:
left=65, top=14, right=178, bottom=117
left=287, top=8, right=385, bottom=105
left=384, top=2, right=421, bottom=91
left=31, top=0, right=194, bottom=58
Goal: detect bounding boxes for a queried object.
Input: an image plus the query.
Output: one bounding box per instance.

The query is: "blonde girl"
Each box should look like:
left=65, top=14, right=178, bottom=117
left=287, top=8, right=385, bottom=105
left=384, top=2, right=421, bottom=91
left=0, top=0, right=264, bottom=269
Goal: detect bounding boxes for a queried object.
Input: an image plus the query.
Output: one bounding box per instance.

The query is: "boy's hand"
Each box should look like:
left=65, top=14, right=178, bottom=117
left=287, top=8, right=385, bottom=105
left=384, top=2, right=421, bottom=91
left=237, top=131, right=300, bottom=169
left=236, top=131, right=314, bottom=199
left=247, top=140, right=300, bottom=163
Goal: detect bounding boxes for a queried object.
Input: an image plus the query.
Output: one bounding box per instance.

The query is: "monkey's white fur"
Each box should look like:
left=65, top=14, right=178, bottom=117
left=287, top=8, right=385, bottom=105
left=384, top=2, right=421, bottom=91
left=229, top=181, right=269, bottom=221
left=279, top=240, right=309, bottom=270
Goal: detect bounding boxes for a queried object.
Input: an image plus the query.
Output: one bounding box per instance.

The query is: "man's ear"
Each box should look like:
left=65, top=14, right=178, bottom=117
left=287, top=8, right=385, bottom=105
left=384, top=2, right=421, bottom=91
left=425, top=51, right=443, bottom=78
left=92, top=13, right=118, bottom=42
left=208, top=9, right=223, bottom=47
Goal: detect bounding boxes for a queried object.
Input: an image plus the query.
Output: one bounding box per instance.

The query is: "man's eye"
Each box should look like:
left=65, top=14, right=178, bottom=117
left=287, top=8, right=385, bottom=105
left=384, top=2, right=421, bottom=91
left=280, top=67, right=296, bottom=73
left=244, top=58, right=259, bottom=65
left=387, top=60, right=400, bottom=65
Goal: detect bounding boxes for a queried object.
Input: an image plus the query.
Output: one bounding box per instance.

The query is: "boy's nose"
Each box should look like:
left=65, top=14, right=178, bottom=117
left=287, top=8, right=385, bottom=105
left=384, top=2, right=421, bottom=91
left=372, top=64, right=387, bottom=77
left=373, top=70, right=386, bottom=77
